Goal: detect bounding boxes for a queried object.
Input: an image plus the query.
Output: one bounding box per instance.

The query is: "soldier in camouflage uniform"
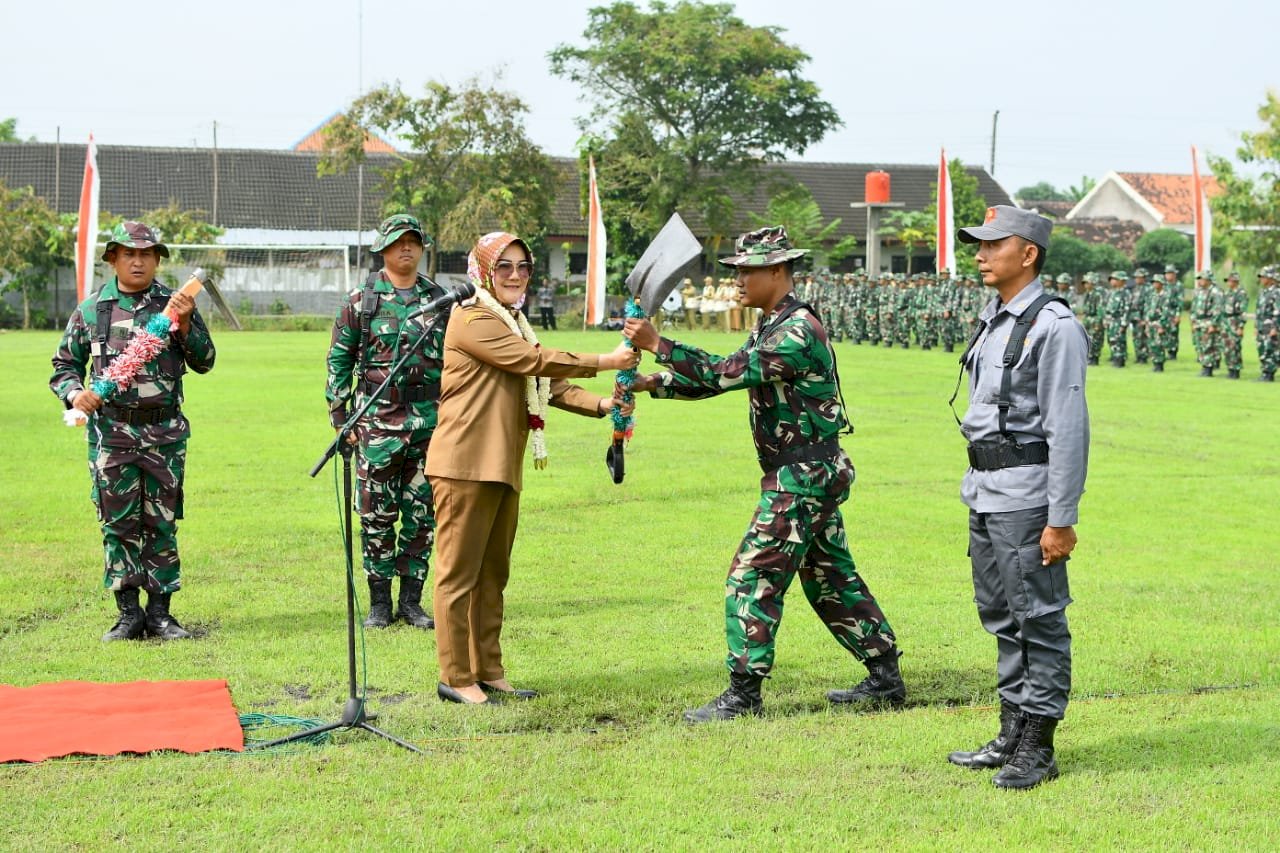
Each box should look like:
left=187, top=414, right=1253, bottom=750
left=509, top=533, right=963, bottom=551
left=1055, top=273, right=1074, bottom=308
left=326, top=214, right=445, bottom=629
left=625, top=226, right=904, bottom=723
left=1104, top=270, right=1131, bottom=366
left=1145, top=268, right=1178, bottom=372
left=1079, top=273, right=1106, bottom=365
left=1191, top=269, right=1225, bottom=377
left=1221, top=271, right=1247, bottom=379
left=1129, top=268, right=1153, bottom=364
left=1255, top=265, right=1280, bottom=381
left=1165, top=264, right=1185, bottom=359
left=50, top=222, right=215, bottom=641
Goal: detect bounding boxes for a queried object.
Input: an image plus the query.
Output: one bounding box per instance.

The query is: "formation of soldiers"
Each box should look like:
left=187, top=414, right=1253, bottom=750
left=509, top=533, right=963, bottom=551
left=667, top=264, right=1280, bottom=382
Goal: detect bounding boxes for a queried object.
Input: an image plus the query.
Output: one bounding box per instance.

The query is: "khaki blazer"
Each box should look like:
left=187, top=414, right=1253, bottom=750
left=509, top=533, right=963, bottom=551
left=425, top=302, right=604, bottom=491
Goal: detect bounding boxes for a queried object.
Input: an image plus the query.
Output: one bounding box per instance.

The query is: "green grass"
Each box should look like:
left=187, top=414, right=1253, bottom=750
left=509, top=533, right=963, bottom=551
left=1, top=324, right=1278, bottom=849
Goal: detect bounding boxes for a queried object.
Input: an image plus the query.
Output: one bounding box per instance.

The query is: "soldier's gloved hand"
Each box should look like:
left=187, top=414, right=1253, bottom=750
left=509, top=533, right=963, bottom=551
left=71, top=389, right=103, bottom=415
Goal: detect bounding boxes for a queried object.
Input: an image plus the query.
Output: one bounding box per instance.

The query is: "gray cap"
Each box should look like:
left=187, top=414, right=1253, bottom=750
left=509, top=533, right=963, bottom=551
left=957, top=205, right=1052, bottom=250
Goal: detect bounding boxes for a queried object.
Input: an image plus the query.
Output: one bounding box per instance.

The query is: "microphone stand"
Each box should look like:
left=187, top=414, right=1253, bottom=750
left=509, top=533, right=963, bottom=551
left=252, top=309, right=451, bottom=753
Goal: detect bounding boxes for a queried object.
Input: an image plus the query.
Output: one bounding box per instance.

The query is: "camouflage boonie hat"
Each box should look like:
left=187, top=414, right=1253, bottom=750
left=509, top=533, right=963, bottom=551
left=1056, top=273, right=1072, bottom=284
left=1134, top=267, right=1149, bottom=277
left=1260, top=265, right=1278, bottom=279
left=371, top=213, right=432, bottom=254
left=101, top=221, right=169, bottom=261
left=718, top=225, right=809, bottom=267
left=1197, top=269, right=1215, bottom=282
left=1164, top=263, right=1179, bottom=274
left=1111, top=270, right=1129, bottom=281
left=1226, top=271, right=1240, bottom=281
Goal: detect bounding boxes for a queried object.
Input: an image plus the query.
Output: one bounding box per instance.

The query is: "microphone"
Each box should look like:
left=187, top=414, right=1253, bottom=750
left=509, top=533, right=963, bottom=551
left=406, top=281, right=476, bottom=320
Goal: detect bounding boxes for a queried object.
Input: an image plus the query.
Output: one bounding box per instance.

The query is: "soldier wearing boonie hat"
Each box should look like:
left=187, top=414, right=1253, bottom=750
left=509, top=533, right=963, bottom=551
left=1191, top=268, right=1224, bottom=376
left=1102, top=271, right=1131, bottom=366
left=1221, top=271, right=1247, bottom=378
left=50, top=220, right=215, bottom=642
left=1130, top=268, right=1153, bottom=364
left=948, top=205, right=1089, bottom=789
left=622, top=225, right=906, bottom=723
left=1256, top=265, right=1280, bottom=380
left=326, top=212, right=448, bottom=630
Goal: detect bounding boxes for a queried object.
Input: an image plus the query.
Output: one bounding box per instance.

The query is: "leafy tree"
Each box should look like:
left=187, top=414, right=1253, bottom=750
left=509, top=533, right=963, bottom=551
left=1088, top=242, right=1131, bottom=273
left=1016, top=181, right=1070, bottom=202
left=0, top=180, right=64, bottom=328
left=1207, top=89, right=1280, bottom=267
left=1042, top=231, right=1096, bottom=277
left=880, top=210, right=931, bottom=275
left=319, top=78, right=556, bottom=275
left=0, top=118, right=19, bottom=143
left=748, top=184, right=857, bottom=269
left=551, top=1, right=840, bottom=250
left=1134, top=228, right=1194, bottom=273
left=923, top=159, right=989, bottom=274
left=1066, top=175, right=1096, bottom=203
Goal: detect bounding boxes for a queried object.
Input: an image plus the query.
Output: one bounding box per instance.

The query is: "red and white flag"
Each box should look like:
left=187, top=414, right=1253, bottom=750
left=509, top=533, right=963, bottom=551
left=583, top=155, right=606, bottom=327
left=935, top=148, right=954, bottom=275
left=75, top=135, right=100, bottom=302
left=1191, top=144, right=1212, bottom=273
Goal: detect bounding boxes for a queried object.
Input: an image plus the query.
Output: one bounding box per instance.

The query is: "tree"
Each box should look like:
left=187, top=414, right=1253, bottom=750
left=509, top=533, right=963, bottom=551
left=1133, top=228, right=1193, bottom=273
left=1042, top=231, right=1096, bottom=278
left=880, top=210, right=931, bottom=275
left=0, top=180, right=64, bottom=328
left=1016, top=181, right=1070, bottom=202
left=1066, top=175, right=1096, bottom=203
left=923, top=159, right=990, bottom=274
left=0, top=118, right=19, bottom=143
left=551, top=1, right=840, bottom=249
left=1088, top=243, right=1130, bottom=273
left=1207, top=89, right=1280, bottom=267
left=748, top=184, right=857, bottom=269
left=319, top=78, right=556, bottom=275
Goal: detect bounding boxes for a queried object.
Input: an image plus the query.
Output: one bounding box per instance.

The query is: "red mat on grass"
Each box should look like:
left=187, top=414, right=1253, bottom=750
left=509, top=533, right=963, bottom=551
left=0, top=679, right=244, bottom=763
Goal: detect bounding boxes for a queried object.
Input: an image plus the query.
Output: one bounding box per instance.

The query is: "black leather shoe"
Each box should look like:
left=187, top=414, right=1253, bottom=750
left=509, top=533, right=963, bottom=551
left=683, top=672, right=764, bottom=723
left=480, top=682, right=539, bottom=700
left=437, top=682, right=490, bottom=705
left=993, top=714, right=1060, bottom=789
left=948, top=701, right=1026, bottom=769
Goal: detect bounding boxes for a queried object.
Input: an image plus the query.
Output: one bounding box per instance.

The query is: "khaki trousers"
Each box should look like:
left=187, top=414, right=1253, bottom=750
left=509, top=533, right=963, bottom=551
left=429, top=476, right=521, bottom=687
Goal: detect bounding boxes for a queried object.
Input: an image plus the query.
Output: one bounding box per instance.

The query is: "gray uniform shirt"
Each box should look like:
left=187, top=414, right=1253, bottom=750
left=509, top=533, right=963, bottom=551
left=960, top=279, right=1090, bottom=527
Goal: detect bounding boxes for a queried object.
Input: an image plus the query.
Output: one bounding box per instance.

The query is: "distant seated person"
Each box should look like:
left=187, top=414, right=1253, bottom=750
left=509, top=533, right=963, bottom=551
left=604, top=309, right=625, bottom=331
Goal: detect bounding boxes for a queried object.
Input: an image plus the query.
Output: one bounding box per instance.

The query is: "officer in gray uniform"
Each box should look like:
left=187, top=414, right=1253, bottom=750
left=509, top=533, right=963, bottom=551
left=946, top=206, right=1090, bottom=790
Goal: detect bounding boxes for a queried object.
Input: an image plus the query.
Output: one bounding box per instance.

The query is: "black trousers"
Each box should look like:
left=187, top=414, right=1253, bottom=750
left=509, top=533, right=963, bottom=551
left=968, top=506, right=1072, bottom=718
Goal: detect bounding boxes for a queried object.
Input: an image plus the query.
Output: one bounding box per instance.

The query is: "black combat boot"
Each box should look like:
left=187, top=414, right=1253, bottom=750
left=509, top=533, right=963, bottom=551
left=1152, top=362, right=1164, bottom=372
left=1199, top=366, right=1214, bottom=377
left=947, top=701, right=1026, bottom=769
left=1258, top=371, right=1274, bottom=382
left=826, top=649, right=907, bottom=708
left=945, top=343, right=955, bottom=353
left=1087, top=356, right=1099, bottom=366
left=1227, top=368, right=1240, bottom=379
left=1136, top=355, right=1148, bottom=364
left=363, top=577, right=393, bottom=628
left=144, top=592, right=193, bottom=640
left=992, top=714, right=1060, bottom=789
left=682, top=672, right=764, bottom=723
left=395, top=576, right=435, bottom=629
left=102, top=589, right=147, bottom=641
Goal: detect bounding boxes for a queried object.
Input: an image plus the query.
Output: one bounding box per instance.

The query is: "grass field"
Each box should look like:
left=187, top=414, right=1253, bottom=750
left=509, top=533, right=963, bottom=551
left=2, top=323, right=1278, bottom=849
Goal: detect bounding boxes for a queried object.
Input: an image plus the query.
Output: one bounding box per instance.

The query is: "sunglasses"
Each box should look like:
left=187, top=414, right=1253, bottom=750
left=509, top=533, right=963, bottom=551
left=494, top=260, right=534, bottom=278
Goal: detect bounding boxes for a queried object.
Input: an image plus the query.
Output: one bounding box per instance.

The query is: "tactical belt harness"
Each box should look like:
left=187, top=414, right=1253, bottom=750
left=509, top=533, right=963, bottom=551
left=759, top=438, right=841, bottom=473
left=358, top=380, right=440, bottom=403
left=966, top=439, right=1049, bottom=471
left=99, top=403, right=180, bottom=426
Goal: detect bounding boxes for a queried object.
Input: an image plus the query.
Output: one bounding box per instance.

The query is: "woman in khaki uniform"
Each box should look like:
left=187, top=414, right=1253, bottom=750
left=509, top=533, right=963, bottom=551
left=426, top=231, right=637, bottom=705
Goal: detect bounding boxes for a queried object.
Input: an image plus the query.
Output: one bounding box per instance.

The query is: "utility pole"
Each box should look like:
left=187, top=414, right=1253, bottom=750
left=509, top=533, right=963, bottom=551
left=990, top=110, right=1000, bottom=176
left=212, top=120, right=219, bottom=226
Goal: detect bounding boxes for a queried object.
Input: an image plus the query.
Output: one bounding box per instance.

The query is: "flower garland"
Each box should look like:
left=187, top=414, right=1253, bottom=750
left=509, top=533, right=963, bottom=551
left=472, top=286, right=553, bottom=469
left=610, top=299, right=647, bottom=441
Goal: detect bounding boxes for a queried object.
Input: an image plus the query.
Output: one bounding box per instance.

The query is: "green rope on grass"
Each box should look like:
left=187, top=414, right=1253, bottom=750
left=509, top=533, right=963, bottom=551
left=236, top=713, right=332, bottom=749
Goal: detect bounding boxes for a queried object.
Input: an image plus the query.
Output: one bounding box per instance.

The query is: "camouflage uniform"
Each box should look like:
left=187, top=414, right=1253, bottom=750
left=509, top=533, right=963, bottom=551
left=327, top=268, right=446, bottom=584
left=1145, top=276, right=1179, bottom=371
left=1079, top=274, right=1106, bottom=365
left=1129, top=270, right=1153, bottom=364
left=644, top=227, right=901, bottom=721
left=1255, top=266, right=1280, bottom=380
left=52, top=275, right=215, bottom=596
left=1104, top=271, right=1131, bottom=366
left=1221, top=273, right=1247, bottom=378
left=1190, top=271, right=1225, bottom=375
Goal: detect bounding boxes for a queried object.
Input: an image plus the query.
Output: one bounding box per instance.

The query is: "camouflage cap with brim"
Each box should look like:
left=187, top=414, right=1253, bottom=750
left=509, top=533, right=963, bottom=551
left=718, top=225, right=809, bottom=267
left=1197, top=269, right=1216, bottom=281
left=1111, top=270, right=1129, bottom=281
left=101, top=221, right=169, bottom=261
left=1164, top=264, right=1179, bottom=273
left=1261, top=265, right=1278, bottom=279
left=371, top=213, right=433, bottom=254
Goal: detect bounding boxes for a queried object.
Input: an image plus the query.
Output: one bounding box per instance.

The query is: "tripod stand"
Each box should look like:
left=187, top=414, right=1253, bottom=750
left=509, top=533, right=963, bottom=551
left=253, top=311, right=450, bottom=753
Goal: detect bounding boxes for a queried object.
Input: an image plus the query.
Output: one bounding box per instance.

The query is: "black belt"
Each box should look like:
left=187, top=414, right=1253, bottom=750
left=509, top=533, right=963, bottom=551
left=758, top=438, right=841, bottom=473
left=359, top=380, right=440, bottom=403
left=98, top=403, right=180, bottom=426
left=967, top=440, right=1049, bottom=471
